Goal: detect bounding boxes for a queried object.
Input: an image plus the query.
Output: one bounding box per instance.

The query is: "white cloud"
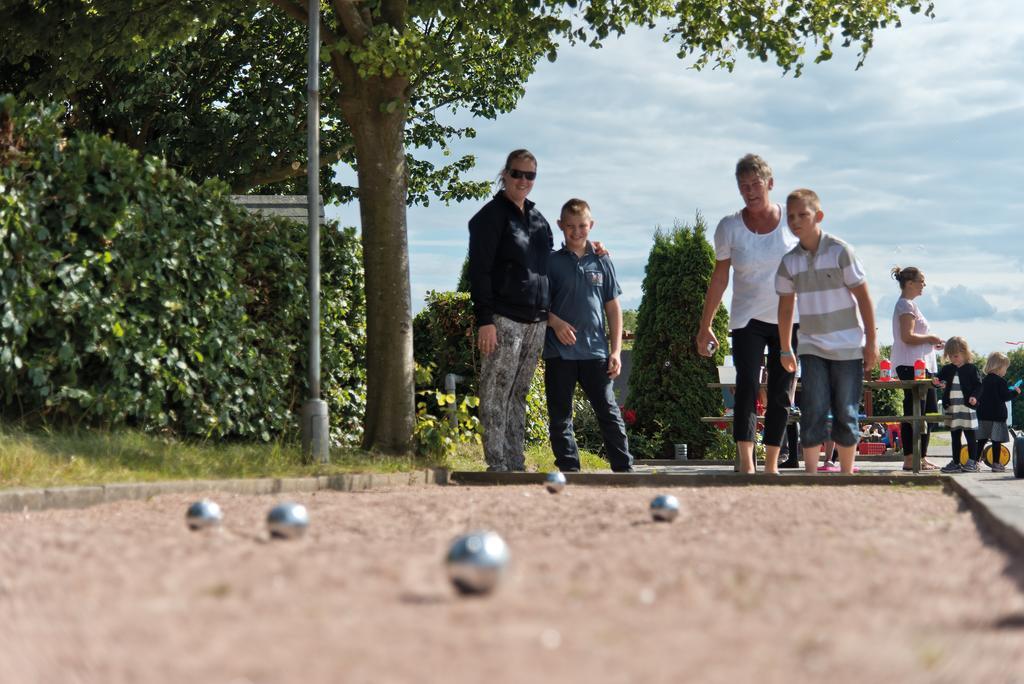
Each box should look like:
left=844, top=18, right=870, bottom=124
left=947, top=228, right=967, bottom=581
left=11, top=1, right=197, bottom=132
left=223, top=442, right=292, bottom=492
left=888, top=286, right=996, bottom=322
left=329, top=0, right=1024, bottom=357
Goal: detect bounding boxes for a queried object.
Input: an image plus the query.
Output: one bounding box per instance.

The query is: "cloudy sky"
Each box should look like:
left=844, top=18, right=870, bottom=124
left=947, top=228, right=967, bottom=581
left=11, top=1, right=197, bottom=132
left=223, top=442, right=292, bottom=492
left=327, top=0, right=1024, bottom=357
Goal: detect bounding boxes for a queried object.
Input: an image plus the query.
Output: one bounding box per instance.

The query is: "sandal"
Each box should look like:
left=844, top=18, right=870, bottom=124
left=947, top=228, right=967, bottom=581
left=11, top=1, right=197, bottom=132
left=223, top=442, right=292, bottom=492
left=902, top=461, right=939, bottom=471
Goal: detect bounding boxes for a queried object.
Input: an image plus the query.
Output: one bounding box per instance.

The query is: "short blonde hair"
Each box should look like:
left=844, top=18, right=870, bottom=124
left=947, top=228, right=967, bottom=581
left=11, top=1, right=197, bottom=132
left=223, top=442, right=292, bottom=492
left=943, top=336, right=972, bottom=362
left=786, top=188, right=821, bottom=211
left=985, top=351, right=1010, bottom=375
left=735, top=154, right=772, bottom=182
left=560, top=198, right=592, bottom=219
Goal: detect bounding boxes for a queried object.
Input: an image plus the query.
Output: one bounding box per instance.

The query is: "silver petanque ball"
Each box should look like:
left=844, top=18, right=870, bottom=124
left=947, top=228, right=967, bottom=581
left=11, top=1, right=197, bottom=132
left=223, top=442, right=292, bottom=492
left=267, top=502, right=309, bottom=539
left=446, top=530, right=510, bottom=595
left=185, top=499, right=223, bottom=531
left=650, top=494, right=680, bottom=522
left=544, top=471, right=567, bottom=494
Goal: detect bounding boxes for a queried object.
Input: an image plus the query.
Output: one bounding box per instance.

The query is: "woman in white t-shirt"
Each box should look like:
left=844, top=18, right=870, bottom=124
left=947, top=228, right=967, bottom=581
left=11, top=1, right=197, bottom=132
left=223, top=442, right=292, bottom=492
left=889, top=266, right=945, bottom=470
left=697, top=154, right=800, bottom=474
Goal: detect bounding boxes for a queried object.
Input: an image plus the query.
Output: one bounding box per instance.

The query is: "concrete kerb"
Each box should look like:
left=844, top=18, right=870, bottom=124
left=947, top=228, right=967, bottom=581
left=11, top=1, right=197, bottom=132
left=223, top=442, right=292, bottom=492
left=0, top=469, right=450, bottom=514
left=449, top=471, right=948, bottom=487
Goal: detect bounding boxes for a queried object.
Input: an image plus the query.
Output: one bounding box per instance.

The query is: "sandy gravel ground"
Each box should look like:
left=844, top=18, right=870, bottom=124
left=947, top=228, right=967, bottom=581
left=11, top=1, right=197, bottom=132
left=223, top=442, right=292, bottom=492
left=1, top=484, right=1023, bottom=684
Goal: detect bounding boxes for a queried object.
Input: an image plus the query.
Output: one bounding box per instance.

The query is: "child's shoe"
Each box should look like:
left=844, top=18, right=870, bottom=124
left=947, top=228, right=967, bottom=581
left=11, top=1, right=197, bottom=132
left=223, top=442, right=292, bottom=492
left=961, top=459, right=980, bottom=472
left=992, top=462, right=1007, bottom=473
left=817, top=463, right=840, bottom=473
left=940, top=460, right=963, bottom=474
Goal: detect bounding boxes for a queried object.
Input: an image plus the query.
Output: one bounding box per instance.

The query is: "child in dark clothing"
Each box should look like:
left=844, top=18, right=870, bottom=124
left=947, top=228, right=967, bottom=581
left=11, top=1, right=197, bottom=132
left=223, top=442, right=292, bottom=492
left=973, top=351, right=1021, bottom=473
left=934, top=336, right=982, bottom=473
left=543, top=198, right=633, bottom=473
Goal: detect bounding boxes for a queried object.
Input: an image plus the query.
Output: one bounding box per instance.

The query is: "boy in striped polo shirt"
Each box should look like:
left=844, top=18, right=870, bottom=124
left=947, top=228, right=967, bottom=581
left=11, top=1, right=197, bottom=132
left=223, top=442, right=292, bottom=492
left=775, top=189, right=878, bottom=475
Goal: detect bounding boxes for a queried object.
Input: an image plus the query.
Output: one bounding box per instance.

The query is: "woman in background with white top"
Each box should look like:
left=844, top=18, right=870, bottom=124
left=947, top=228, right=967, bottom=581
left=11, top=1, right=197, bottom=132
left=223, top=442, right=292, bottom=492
left=696, top=154, right=799, bottom=474
left=890, top=266, right=944, bottom=470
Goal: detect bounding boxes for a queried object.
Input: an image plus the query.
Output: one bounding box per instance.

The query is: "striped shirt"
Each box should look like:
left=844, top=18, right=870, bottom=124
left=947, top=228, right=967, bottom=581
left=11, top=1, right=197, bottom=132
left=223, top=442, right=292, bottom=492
left=775, top=232, right=867, bottom=360
left=945, top=374, right=978, bottom=430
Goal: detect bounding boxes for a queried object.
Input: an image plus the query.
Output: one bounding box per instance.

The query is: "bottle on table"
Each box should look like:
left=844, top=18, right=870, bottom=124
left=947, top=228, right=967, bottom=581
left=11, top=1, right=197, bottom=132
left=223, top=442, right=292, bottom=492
left=879, top=358, right=892, bottom=381
left=913, top=358, right=926, bottom=381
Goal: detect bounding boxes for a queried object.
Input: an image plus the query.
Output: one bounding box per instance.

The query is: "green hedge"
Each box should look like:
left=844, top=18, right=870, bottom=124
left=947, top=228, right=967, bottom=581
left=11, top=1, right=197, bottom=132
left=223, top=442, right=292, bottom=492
left=413, top=290, right=479, bottom=386
left=865, top=343, right=899, bottom=418
left=628, top=216, right=729, bottom=458
left=1007, top=348, right=1024, bottom=429
left=413, top=289, right=547, bottom=444
left=0, top=96, right=365, bottom=442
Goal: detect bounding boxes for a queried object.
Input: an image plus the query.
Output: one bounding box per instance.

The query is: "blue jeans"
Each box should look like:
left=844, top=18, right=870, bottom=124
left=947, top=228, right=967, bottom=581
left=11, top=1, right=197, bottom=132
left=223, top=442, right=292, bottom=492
left=798, top=354, right=863, bottom=447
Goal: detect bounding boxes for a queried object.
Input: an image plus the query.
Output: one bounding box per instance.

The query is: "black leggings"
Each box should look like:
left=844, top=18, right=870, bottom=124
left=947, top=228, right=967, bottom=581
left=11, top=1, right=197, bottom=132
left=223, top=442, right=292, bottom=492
left=895, top=365, right=937, bottom=457
left=779, top=421, right=800, bottom=461
left=950, top=428, right=976, bottom=463
left=730, top=319, right=797, bottom=446
left=975, top=438, right=1003, bottom=465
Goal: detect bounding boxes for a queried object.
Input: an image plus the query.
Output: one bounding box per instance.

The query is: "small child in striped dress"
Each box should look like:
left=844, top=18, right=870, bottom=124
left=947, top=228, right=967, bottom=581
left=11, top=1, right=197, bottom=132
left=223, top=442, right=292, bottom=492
left=933, top=336, right=982, bottom=473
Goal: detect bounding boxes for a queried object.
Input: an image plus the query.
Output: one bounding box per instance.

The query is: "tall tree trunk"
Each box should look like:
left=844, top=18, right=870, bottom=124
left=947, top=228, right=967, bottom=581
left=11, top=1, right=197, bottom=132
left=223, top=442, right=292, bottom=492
left=345, top=94, right=415, bottom=454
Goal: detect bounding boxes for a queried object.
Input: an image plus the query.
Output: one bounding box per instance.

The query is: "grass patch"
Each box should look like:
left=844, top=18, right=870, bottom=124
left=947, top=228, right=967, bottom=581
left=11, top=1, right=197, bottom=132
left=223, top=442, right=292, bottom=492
left=0, top=427, right=617, bottom=490
left=443, top=442, right=611, bottom=472
left=0, top=427, right=426, bottom=490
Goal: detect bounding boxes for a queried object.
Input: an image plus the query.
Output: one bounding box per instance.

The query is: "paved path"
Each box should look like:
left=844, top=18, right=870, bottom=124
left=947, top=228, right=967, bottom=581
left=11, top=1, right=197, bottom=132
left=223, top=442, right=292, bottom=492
left=947, top=472, right=1024, bottom=555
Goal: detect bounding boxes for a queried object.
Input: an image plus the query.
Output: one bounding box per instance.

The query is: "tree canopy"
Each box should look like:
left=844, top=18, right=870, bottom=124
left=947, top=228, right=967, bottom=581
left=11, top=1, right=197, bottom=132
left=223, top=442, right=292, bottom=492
left=1, top=0, right=936, bottom=454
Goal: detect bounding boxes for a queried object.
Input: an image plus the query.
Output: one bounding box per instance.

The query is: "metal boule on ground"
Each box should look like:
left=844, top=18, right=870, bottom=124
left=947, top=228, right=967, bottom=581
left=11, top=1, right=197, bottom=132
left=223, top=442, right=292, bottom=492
left=650, top=494, right=680, bottom=522
left=267, top=502, right=309, bottom=539
left=185, top=499, right=223, bottom=530
left=446, top=530, right=509, bottom=595
left=544, top=471, right=567, bottom=494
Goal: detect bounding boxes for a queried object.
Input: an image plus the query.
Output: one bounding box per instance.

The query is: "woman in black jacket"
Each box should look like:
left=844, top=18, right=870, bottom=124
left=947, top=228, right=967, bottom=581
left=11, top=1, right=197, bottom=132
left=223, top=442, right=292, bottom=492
left=468, top=149, right=552, bottom=472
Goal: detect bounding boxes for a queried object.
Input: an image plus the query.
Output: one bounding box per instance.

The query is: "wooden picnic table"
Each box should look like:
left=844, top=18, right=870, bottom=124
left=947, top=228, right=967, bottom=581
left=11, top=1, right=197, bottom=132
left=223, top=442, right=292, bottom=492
left=704, top=378, right=938, bottom=473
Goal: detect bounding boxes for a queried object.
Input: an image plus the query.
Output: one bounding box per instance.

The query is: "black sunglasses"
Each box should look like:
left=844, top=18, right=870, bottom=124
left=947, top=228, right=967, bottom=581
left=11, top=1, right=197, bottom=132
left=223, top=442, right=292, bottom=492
left=506, top=168, right=537, bottom=181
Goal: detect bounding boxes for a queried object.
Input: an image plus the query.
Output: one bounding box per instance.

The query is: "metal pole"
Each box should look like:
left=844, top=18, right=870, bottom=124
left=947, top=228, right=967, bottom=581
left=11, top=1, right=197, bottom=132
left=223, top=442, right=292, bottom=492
left=300, top=0, right=330, bottom=462
left=444, top=373, right=465, bottom=430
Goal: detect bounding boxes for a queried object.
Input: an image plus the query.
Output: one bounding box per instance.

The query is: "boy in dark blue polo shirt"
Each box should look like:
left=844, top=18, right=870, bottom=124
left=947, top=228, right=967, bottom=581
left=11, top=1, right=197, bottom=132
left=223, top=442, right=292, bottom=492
left=544, top=198, right=634, bottom=473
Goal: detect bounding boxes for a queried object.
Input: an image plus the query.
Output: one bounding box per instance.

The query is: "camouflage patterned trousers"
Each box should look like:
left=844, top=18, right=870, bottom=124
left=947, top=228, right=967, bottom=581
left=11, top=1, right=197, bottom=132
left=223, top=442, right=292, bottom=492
left=479, top=315, right=547, bottom=472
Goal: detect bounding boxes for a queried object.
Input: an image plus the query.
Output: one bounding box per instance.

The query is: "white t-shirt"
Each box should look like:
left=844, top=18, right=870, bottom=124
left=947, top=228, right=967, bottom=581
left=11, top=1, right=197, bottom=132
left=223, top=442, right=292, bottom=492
left=890, top=297, right=937, bottom=371
left=713, top=204, right=799, bottom=330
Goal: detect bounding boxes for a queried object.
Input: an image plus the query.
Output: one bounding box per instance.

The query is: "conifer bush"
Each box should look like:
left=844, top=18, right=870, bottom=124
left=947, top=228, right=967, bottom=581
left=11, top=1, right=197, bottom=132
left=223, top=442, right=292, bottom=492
left=0, top=96, right=365, bottom=443
left=627, top=216, right=729, bottom=458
